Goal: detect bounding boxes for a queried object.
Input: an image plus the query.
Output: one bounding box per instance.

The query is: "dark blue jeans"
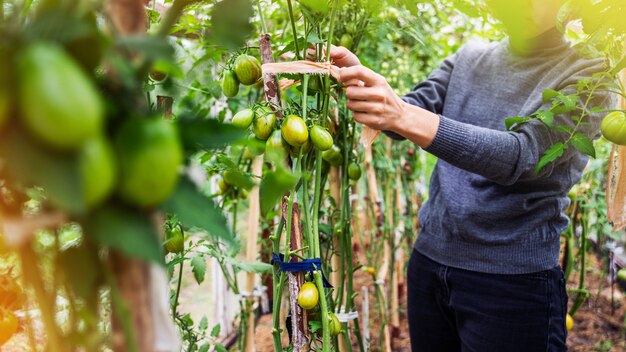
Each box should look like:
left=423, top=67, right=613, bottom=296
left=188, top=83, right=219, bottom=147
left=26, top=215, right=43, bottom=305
left=407, top=249, right=568, bottom=352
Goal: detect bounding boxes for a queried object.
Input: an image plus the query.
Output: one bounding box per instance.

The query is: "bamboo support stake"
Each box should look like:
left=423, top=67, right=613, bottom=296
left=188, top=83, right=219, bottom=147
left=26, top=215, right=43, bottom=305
left=364, top=142, right=391, bottom=351
left=244, top=156, right=263, bottom=352
left=390, top=170, right=403, bottom=339
left=329, top=166, right=342, bottom=301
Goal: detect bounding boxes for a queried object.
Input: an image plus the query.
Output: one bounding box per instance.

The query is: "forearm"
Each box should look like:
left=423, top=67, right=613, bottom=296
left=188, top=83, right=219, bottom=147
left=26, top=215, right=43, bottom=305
left=388, top=103, right=538, bottom=185
left=389, top=103, right=440, bottom=148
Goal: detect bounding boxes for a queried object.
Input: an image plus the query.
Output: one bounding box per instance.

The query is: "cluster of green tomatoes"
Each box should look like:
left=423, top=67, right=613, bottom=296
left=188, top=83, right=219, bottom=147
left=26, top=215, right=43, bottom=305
left=297, top=281, right=341, bottom=337
left=2, top=41, right=183, bottom=212
left=221, top=53, right=264, bottom=98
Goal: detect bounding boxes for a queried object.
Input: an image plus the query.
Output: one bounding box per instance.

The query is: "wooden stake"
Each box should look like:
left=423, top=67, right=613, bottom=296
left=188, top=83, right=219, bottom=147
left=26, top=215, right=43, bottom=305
left=244, top=156, right=263, bottom=352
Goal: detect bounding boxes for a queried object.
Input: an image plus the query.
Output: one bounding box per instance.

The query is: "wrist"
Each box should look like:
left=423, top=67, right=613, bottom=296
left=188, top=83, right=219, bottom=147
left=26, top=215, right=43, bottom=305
left=391, top=101, right=440, bottom=148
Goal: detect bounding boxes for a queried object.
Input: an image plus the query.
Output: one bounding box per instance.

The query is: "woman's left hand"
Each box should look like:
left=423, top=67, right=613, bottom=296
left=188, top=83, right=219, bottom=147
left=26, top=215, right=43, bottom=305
left=338, top=65, right=408, bottom=132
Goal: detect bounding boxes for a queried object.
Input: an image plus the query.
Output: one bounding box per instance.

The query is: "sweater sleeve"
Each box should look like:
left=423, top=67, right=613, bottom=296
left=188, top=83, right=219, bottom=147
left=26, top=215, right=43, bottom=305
left=424, top=60, right=615, bottom=185
left=383, top=52, right=457, bottom=140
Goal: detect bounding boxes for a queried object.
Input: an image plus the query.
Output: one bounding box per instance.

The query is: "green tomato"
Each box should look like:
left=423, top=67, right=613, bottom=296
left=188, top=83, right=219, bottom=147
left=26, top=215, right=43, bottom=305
left=617, top=268, right=626, bottom=282
left=232, top=108, right=255, bottom=129
left=601, top=111, right=626, bottom=145
left=164, top=225, right=184, bottom=254
left=322, top=144, right=343, bottom=166
left=221, top=69, right=240, bottom=98
left=348, top=162, right=362, bottom=181
left=310, top=125, right=333, bottom=151
left=115, top=118, right=183, bottom=208
left=18, top=42, right=103, bottom=150
left=252, top=106, right=276, bottom=140
left=79, top=137, right=117, bottom=208
left=339, top=33, right=353, bottom=49
left=234, top=54, right=262, bottom=86
left=281, top=114, right=309, bottom=147
left=329, top=312, right=341, bottom=336
left=297, top=282, right=319, bottom=310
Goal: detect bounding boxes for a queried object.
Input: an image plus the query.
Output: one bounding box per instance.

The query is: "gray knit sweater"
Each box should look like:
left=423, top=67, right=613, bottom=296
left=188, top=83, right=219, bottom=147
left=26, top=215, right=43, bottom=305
left=394, top=29, right=613, bottom=274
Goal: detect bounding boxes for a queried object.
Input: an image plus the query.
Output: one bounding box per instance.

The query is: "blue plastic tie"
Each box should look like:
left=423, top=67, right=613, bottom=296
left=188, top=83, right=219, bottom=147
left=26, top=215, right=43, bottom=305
left=271, top=253, right=333, bottom=288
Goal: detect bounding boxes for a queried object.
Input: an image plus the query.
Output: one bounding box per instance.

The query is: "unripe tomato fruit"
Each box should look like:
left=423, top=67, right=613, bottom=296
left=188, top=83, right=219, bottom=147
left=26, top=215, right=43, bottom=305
left=601, top=111, right=626, bottom=145
left=339, top=33, right=353, bottom=49
left=232, top=108, right=255, bottom=129
left=281, top=115, right=309, bottom=147
left=79, top=137, right=117, bottom=208
left=18, top=43, right=103, bottom=150
left=297, top=282, right=319, bottom=310
left=217, top=177, right=230, bottom=193
left=307, top=76, right=322, bottom=92
left=223, top=169, right=239, bottom=186
left=617, top=268, right=626, bottom=282
left=0, top=311, right=18, bottom=346
left=115, top=118, right=183, bottom=208
left=234, top=54, right=262, bottom=86
left=566, top=313, right=573, bottom=331
left=221, top=69, right=239, bottom=98
left=266, top=130, right=289, bottom=159
left=348, top=162, right=362, bottom=180
left=252, top=106, right=276, bottom=140
left=310, top=125, right=333, bottom=151
left=164, top=225, right=184, bottom=254
left=322, top=145, right=343, bottom=166
left=329, top=312, right=341, bottom=336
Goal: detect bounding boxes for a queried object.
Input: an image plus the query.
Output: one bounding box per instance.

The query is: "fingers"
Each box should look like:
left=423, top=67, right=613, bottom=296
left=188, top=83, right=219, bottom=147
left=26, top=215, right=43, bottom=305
left=345, top=86, right=385, bottom=101
left=339, top=65, right=384, bottom=86
left=346, top=100, right=383, bottom=114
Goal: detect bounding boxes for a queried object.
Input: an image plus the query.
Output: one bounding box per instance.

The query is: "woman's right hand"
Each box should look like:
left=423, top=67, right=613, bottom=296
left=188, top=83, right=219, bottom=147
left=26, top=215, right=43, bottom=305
left=307, top=45, right=360, bottom=68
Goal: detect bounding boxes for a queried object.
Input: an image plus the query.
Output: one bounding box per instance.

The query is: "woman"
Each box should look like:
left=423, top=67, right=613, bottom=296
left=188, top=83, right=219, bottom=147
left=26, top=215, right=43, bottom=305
left=329, top=1, right=614, bottom=351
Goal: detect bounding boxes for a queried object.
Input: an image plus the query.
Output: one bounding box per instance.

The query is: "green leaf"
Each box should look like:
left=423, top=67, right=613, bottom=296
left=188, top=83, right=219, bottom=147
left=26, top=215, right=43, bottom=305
left=199, top=344, right=210, bottom=352
left=542, top=89, right=560, bottom=103
left=177, top=117, right=246, bottom=152
left=191, top=255, right=206, bottom=284
left=215, top=344, right=228, bottom=352
left=0, top=128, right=86, bottom=214
left=260, top=165, right=300, bottom=215
left=536, top=142, right=567, bottom=174
left=551, top=94, right=578, bottom=114
left=228, top=259, right=272, bottom=274
left=85, top=206, right=163, bottom=264
left=536, top=110, right=555, bottom=127
left=57, top=243, right=102, bottom=301
left=222, top=168, right=256, bottom=190
left=504, top=116, right=531, bottom=130
left=116, top=35, right=175, bottom=64
left=161, top=177, right=235, bottom=247
left=208, top=0, right=254, bottom=49
left=199, top=316, right=208, bottom=331
left=571, top=133, right=596, bottom=158
left=552, top=125, right=573, bottom=134
left=210, top=324, right=221, bottom=338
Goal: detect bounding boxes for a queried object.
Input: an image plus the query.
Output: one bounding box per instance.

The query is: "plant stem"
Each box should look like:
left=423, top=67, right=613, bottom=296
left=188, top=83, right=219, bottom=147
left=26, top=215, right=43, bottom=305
left=286, top=0, right=301, bottom=60
left=314, top=270, right=331, bottom=352
left=257, top=0, right=268, bottom=34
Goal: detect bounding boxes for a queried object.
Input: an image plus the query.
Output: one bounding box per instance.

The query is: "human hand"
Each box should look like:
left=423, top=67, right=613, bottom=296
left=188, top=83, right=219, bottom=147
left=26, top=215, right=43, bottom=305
left=306, top=45, right=360, bottom=68
left=338, top=65, right=408, bottom=132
